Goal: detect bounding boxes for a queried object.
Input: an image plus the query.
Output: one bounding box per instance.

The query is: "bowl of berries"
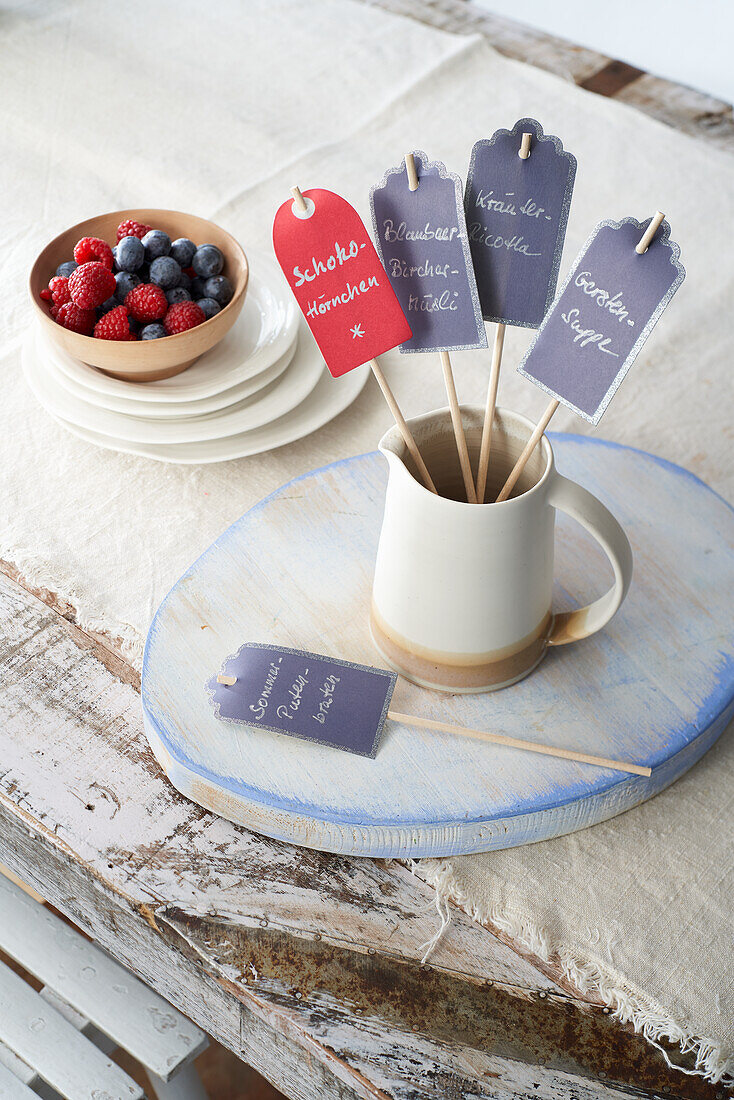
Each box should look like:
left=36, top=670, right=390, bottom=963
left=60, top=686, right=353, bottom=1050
left=30, top=209, right=248, bottom=382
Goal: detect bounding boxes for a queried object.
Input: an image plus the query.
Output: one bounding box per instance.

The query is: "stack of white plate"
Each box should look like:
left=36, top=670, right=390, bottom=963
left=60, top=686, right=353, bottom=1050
left=22, top=255, right=368, bottom=464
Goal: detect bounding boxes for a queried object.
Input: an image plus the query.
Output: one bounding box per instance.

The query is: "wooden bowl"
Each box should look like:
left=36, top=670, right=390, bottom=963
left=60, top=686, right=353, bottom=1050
left=29, top=209, right=248, bottom=382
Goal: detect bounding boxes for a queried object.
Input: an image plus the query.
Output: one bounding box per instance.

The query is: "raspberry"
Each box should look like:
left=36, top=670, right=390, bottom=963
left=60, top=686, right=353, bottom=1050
left=183, top=266, right=196, bottom=279
left=41, top=275, right=71, bottom=306
left=125, top=282, right=167, bottom=322
left=116, top=219, right=151, bottom=243
left=48, top=276, right=71, bottom=307
left=94, top=305, right=135, bottom=341
left=164, top=300, right=206, bottom=335
left=68, top=262, right=116, bottom=309
left=55, top=301, right=96, bottom=334
left=73, top=236, right=114, bottom=269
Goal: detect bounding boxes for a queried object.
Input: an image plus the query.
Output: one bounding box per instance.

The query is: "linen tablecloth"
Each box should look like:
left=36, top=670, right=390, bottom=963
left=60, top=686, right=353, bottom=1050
left=1, top=0, right=732, bottom=1085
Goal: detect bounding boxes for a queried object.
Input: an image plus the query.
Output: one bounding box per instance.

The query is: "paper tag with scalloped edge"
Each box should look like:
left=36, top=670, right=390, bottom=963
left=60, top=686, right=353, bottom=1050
left=206, top=643, right=397, bottom=758
left=465, top=117, right=576, bottom=329
left=272, top=188, right=411, bottom=377
left=517, top=216, right=685, bottom=424
left=370, top=151, right=487, bottom=353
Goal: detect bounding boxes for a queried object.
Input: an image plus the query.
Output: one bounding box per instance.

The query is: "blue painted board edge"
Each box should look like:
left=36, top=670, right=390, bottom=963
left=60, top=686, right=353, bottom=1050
left=142, top=435, right=734, bottom=832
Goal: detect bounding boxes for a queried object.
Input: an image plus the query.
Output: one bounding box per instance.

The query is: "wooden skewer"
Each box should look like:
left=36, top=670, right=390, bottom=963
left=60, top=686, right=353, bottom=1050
left=214, top=676, right=649, bottom=774
left=369, top=359, right=437, bottom=493
left=290, top=186, right=309, bottom=214
left=400, top=156, right=470, bottom=498
left=476, top=132, right=531, bottom=502
left=287, top=184, right=434, bottom=494
left=496, top=399, right=559, bottom=503
left=388, top=710, right=651, bottom=776
left=475, top=130, right=530, bottom=501
left=439, top=351, right=476, bottom=502
left=405, top=153, right=419, bottom=191
left=475, top=322, right=506, bottom=503
left=636, top=210, right=665, bottom=254
left=476, top=132, right=532, bottom=500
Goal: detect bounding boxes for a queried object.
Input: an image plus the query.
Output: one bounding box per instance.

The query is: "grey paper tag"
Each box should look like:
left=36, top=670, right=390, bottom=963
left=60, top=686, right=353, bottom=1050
left=517, top=217, right=685, bottom=424
left=465, top=118, right=576, bottom=328
left=369, top=151, right=487, bottom=352
left=206, top=643, right=397, bottom=758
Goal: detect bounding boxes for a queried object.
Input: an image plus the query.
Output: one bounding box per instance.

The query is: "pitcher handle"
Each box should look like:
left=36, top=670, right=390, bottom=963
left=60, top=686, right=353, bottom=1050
left=546, top=473, right=633, bottom=646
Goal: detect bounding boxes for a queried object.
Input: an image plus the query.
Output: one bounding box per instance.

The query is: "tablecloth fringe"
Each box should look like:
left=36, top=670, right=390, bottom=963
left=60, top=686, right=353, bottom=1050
left=3, top=549, right=144, bottom=668
left=423, top=861, right=733, bottom=1088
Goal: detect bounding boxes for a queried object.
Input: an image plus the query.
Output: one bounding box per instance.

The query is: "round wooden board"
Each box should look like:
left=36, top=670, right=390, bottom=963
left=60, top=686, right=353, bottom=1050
left=142, top=435, right=734, bottom=857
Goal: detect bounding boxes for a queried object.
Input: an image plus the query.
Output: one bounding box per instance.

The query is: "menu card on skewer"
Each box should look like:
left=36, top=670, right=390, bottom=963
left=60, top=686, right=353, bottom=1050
left=517, top=216, right=685, bottom=423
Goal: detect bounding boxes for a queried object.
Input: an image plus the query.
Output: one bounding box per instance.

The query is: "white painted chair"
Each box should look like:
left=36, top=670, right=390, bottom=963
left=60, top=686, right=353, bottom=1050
left=0, top=873, right=209, bottom=1099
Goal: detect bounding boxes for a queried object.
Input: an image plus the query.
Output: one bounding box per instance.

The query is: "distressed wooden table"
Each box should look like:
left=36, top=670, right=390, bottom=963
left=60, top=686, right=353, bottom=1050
left=143, top=437, right=732, bottom=859
left=2, top=10, right=731, bottom=1100
left=2, top=567, right=729, bottom=1100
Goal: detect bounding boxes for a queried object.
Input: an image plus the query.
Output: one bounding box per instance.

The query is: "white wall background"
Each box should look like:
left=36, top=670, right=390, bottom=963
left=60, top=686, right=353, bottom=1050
left=475, top=0, right=734, bottom=104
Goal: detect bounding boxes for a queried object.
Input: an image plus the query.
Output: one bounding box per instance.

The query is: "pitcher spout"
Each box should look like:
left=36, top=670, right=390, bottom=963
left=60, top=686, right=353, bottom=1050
left=378, top=421, right=407, bottom=462
left=379, top=406, right=479, bottom=498
left=378, top=421, right=426, bottom=498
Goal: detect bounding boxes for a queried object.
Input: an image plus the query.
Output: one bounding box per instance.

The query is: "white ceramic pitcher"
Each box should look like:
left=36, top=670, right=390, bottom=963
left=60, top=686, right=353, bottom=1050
left=370, top=406, right=633, bottom=693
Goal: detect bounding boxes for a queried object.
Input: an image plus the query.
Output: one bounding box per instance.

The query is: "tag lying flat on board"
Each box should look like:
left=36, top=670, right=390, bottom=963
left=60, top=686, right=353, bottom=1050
left=517, top=217, right=685, bottom=424
left=206, top=644, right=397, bottom=758
left=465, top=117, right=576, bottom=328
left=370, top=151, right=487, bottom=353
left=272, top=188, right=411, bottom=377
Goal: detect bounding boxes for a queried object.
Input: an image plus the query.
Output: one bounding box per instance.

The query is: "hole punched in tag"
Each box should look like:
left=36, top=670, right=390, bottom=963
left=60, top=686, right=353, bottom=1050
left=290, top=186, right=315, bottom=220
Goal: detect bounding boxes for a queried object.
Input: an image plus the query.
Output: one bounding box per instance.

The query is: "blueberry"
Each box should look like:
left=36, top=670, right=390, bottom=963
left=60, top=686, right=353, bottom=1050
left=140, top=323, right=167, bottom=340
left=176, top=270, right=191, bottom=291
left=170, top=237, right=196, bottom=267
left=150, top=255, right=182, bottom=289
left=114, top=271, right=140, bottom=302
left=190, top=275, right=208, bottom=298
left=128, top=318, right=141, bottom=335
left=116, top=235, right=145, bottom=272
left=141, top=229, right=171, bottom=260
left=97, top=296, right=118, bottom=316
left=196, top=297, right=221, bottom=320
left=203, top=274, right=233, bottom=306
left=165, top=286, right=191, bottom=305
left=55, top=260, right=77, bottom=278
left=192, top=243, right=224, bottom=277
left=138, top=262, right=151, bottom=282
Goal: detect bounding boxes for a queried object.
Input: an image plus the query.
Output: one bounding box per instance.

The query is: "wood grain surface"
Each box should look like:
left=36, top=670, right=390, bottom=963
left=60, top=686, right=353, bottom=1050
left=0, top=565, right=725, bottom=1098
left=142, top=435, right=733, bottom=857
left=3, top=8, right=732, bottom=1095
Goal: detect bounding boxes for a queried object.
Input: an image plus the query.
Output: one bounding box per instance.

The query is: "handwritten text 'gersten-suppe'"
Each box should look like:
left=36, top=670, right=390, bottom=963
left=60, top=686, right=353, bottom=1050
left=518, top=218, right=685, bottom=423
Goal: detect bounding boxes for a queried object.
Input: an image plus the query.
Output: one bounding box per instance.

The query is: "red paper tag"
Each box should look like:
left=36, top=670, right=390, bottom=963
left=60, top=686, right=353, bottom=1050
left=272, top=188, right=411, bottom=377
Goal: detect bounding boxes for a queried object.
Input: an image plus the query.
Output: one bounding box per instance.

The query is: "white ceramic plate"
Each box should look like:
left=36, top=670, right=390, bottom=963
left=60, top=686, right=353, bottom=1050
left=37, top=325, right=296, bottom=419
left=46, top=257, right=298, bottom=403
left=25, top=321, right=325, bottom=444
left=37, top=365, right=369, bottom=464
